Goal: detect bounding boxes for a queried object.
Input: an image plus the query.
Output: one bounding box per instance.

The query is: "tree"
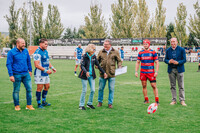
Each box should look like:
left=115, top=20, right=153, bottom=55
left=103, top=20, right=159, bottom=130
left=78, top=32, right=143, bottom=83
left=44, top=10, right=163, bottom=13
left=82, top=2, right=107, bottom=39
left=188, top=1, right=200, bottom=40
left=110, top=0, right=137, bottom=38
left=166, top=23, right=175, bottom=46
left=19, top=3, right=29, bottom=46
left=44, top=4, right=64, bottom=39
left=174, top=3, right=188, bottom=46
left=135, top=0, right=150, bottom=38
left=154, top=0, right=166, bottom=37
left=187, top=33, right=198, bottom=46
left=63, top=27, right=73, bottom=39
left=32, top=1, right=45, bottom=45
left=4, top=0, right=20, bottom=47
left=0, top=33, right=10, bottom=49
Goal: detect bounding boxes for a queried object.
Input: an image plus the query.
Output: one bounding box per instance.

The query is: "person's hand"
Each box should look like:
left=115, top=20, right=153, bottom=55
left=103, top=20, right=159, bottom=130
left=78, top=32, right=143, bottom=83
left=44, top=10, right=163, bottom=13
left=46, top=70, right=52, bottom=75
left=10, top=76, right=15, bottom=82
left=118, top=65, right=122, bottom=69
left=104, top=73, right=108, bottom=79
left=86, top=72, right=90, bottom=78
left=52, top=68, right=57, bottom=73
left=135, top=72, right=138, bottom=78
left=173, top=61, right=179, bottom=65
left=95, top=66, right=98, bottom=69
left=29, top=72, right=32, bottom=77
left=154, top=72, right=158, bottom=77
left=76, top=58, right=78, bottom=61
left=169, top=59, right=174, bottom=64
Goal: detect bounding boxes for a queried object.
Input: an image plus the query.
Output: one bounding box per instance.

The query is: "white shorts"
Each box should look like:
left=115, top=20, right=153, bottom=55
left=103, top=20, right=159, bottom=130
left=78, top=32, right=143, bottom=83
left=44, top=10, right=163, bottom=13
left=75, top=59, right=81, bottom=65
left=34, top=76, right=50, bottom=84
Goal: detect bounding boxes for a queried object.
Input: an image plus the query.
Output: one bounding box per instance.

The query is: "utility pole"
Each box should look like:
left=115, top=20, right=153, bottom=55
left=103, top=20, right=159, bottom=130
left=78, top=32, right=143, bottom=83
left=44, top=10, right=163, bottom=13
left=28, top=0, right=32, bottom=46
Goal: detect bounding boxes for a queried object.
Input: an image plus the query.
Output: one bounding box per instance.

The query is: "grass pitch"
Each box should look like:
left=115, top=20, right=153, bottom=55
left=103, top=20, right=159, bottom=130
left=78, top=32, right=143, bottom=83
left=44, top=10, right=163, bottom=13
left=0, top=58, right=200, bottom=133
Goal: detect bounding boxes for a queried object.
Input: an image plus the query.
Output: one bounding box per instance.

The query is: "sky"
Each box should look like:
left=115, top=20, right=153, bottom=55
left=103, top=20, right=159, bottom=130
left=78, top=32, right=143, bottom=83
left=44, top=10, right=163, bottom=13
left=0, top=0, right=198, bottom=33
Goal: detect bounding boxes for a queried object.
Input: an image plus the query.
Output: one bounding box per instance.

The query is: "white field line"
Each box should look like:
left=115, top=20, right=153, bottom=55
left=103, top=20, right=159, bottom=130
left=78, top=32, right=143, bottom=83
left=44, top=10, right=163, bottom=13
left=0, top=82, right=136, bottom=104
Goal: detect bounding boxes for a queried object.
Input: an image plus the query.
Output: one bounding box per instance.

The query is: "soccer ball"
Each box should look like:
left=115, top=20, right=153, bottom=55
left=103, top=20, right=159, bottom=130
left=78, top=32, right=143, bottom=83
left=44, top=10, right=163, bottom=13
left=147, top=103, right=158, bottom=114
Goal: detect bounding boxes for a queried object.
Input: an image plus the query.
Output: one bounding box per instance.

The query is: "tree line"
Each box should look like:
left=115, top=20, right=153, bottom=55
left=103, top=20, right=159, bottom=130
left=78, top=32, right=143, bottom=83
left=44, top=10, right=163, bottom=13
left=1, top=0, right=200, bottom=48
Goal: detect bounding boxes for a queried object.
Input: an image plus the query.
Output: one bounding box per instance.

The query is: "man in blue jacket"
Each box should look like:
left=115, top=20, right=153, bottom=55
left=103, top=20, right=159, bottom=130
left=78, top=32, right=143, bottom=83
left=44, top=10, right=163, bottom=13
left=6, top=38, right=35, bottom=111
left=164, top=38, right=187, bottom=106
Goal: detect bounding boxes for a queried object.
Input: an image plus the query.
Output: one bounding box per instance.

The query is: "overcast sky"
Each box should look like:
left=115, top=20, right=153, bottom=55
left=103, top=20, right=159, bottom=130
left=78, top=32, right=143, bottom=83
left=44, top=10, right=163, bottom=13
left=0, top=0, right=198, bottom=33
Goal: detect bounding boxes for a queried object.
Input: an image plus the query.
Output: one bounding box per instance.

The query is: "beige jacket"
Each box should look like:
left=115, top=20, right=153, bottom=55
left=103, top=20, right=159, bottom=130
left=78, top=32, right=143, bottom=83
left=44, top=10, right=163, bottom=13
left=97, top=47, right=122, bottom=78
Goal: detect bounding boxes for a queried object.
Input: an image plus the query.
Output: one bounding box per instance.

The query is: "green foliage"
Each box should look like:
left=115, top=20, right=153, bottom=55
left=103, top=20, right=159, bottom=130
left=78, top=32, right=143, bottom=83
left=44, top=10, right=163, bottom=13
left=44, top=4, right=64, bottom=39
left=19, top=3, right=29, bottom=46
left=82, top=2, right=107, bottom=39
left=0, top=59, right=200, bottom=132
left=32, top=1, right=45, bottom=45
left=110, top=0, right=137, bottom=38
left=174, top=3, right=188, bottom=46
left=154, top=0, right=166, bottom=37
left=189, top=1, right=200, bottom=40
left=187, top=33, right=198, bottom=46
left=4, top=0, right=20, bottom=47
left=166, top=23, right=175, bottom=46
left=135, top=0, right=150, bottom=38
left=63, top=27, right=85, bottom=39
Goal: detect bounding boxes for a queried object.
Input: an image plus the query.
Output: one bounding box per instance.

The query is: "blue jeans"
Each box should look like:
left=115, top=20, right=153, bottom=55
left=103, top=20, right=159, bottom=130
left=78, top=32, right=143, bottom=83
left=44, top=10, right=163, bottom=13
left=98, top=77, right=115, bottom=105
left=79, top=76, right=95, bottom=106
left=13, top=72, right=32, bottom=106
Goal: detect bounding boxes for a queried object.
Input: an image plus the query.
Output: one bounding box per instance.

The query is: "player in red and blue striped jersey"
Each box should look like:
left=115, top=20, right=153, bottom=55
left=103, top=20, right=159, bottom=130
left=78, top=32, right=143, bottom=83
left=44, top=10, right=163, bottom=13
left=135, top=39, right=159, bottom=105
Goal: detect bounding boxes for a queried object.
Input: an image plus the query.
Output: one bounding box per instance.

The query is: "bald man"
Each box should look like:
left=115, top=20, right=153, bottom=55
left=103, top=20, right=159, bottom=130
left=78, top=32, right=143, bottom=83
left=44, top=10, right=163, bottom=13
left=164, top=38, right=187, bottom=106
left=6, top=38, right=35, bottom=111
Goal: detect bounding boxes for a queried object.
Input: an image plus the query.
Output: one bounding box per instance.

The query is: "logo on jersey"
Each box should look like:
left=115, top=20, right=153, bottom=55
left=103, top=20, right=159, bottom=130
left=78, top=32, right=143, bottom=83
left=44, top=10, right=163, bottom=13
left=34, top=55, right=39, bottom=60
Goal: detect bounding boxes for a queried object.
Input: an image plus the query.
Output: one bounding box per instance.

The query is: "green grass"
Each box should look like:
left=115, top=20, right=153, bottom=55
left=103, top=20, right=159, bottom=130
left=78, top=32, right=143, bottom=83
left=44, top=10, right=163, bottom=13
left=0, top=58, right=200, bottom=133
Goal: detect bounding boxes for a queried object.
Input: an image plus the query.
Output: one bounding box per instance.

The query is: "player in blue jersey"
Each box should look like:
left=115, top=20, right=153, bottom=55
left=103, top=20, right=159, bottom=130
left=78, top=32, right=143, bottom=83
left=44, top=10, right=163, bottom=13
left=33, top=38, right=57, bottom=109
left=119, top=46, right=125, bottom=63
left=74, top=44, right=83, bottom=76
left=197, top=50, right=200, bottom=72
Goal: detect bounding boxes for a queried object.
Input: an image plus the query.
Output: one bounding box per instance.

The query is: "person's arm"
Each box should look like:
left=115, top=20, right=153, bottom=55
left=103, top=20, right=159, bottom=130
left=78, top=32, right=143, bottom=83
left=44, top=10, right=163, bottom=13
left=74, top=49, right=78, bottom=61
left=164, top=49, right=173, bottom=64
left=27, top=50, right=32, bottom=76
left=177, top=48, right=186, bottom=65
left=49, top=62, right=56, bottom=73
left=6, top=51, right=15, bottom=82
left=116, top=51, right=122, bottom=68
left=154, top=60, right=159, bottom=77
left=95, top=57, right=107, bottom=78
left=135, top=60, right=140, bottom=77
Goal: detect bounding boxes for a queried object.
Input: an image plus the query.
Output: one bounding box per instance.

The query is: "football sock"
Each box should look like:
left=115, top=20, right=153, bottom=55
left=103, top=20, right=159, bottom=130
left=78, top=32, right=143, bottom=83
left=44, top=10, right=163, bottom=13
left=145, top=97, right=149, bottom=101
left=155, top=97, right=159, bottom=102
left=36, top=91, right=41, bottom=105
left=42, top=90, right=48, bottom=103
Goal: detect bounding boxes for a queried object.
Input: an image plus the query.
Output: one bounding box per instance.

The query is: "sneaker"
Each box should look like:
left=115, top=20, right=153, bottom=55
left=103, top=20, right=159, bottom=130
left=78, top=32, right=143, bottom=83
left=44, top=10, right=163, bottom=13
left=26, top=105, right=35, bottom=110
left=75, top=73, right=78, bottom=76
left=15, top=105, right=21, bottom=111
left=170, top=101, right=177, bottom=105
left=79, top=106, right=86, bottom=110
left=38, top=105, right=45, bottom=109
left=180, top=101, right=187, bottom=106
left=144, top=100, right=149, bottom=104
left=87, top=104, right=95, bottom=109
left=108, top=104, right=113, bottom=108
left=97, top=102, right=102, bottom=107
left=42, top=101, right=51, bottom=106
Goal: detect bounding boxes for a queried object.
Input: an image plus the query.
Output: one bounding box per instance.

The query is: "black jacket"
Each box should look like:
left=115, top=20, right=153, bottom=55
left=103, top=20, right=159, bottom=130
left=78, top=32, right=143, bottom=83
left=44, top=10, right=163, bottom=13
left=79, top=54, right=105, bottom=80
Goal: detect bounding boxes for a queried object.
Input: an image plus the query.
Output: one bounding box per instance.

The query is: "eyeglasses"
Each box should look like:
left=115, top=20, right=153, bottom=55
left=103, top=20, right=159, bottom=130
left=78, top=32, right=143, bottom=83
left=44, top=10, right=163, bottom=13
left=93, top=49, right=96, bottom=51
